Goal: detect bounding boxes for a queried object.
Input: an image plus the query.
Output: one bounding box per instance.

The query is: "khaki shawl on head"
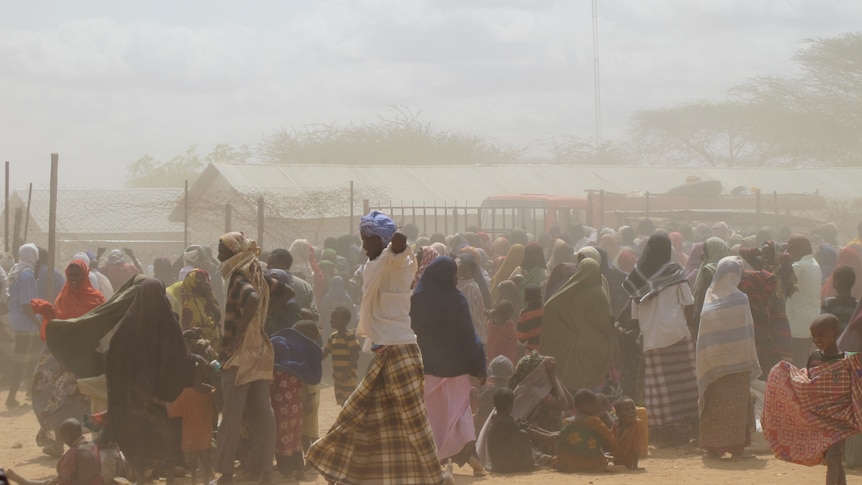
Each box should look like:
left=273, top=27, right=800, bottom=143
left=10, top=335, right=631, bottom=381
left=220, top=232, right=273, bottom=385
left=539, top=258, right=617, bottom=391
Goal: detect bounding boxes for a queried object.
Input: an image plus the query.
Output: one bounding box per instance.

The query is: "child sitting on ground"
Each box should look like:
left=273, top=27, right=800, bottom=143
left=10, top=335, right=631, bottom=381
left=6, top=419, right=102, bottom=485
left=323, top=306, right=360, bottom=406
left=487, top=388, right=556, bottom=473
left=554, top=389, right=617, bottom=473
left=161, top=344, right=215, bottom=485
left=517, top=285, right=544, bottom=353
left=807, top=314, right=847, bottom=485
left=486, top=299, right=519, bottom=365
left=822, top=266, right=857, bottom=333
left=612, top=397, right=645, bottom=470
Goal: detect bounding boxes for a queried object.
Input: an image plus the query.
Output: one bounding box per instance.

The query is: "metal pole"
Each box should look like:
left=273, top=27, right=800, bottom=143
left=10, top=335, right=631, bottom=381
left=349, top=181, right=354, bottom=237
left=23, top=183, right=32, bottom=242
left=4, top=161, right=8, bottom=252
left=47, top=153, right=58, bottom=300
left=257, top=196, right=265, bottom=248
left=225, top=203, right=232, bottom=233
left=183, top=179, right=189, bottom=249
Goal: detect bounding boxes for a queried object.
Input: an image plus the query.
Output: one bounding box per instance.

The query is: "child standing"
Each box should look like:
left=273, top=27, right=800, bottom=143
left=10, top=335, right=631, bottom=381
left=6, top=419, right=102, bottom=485
left=612, top=397, right=645, bottom=470
left=808, top=314, right=847, bottom=485
left=165, top=360, right=215, bottom=485
left=822, top=266, right=857, bottom=333
left=486, top=300, right=519, bottom=365
left=555, top=389, right=617, bottom=473
left=323, top=306, right=360, bottom=406
left=474, top=355, right=514, bottom=432
left=517, top=285, right=543, bottom=352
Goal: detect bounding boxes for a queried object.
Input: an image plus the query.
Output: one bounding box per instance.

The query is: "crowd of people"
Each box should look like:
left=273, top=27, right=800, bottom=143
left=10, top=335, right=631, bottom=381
left=1, top=214, right=862, bottom=485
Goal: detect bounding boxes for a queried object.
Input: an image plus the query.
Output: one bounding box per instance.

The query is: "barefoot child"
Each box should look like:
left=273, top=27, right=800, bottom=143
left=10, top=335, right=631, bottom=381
left=486, top=388, right=537, bottom=473
left=612, top=397, right=645, bottom=470
left=555, top=389, right=617, bottom=473
left=808, top=314, right=847, bottom=485
left=164, top=358, right=215, bottom=485
left=6, top=419, right=102, bottom=485
left=323, top=306, right=360, bottom=406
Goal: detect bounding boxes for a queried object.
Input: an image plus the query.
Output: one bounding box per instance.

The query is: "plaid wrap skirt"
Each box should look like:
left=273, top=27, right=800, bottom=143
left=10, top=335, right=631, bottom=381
left=306, top=343, right=443, bottom=485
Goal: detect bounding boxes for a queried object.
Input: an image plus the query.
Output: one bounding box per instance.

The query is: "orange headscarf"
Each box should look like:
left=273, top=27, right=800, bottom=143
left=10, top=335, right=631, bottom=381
left=33, top=259, right=106, bottom=340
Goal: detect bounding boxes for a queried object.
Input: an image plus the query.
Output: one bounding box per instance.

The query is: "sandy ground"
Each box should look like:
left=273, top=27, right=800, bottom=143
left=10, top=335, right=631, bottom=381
left=1, top=381, right=859, bottom=485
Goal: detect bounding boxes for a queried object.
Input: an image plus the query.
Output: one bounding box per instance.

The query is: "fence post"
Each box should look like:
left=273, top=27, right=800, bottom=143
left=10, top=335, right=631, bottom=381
left=183, top=179, right=189, bottom=249
left=224, top=203, right=232, bottom=233
left=47, top=153, right=58, bottom=300
left=4, top=161, right=8, bottom=252
left=23, top=183, right=32, bottom=242
left=258, top=196, right=265, bottom=248
left=453, top=208, right=459, bottom=234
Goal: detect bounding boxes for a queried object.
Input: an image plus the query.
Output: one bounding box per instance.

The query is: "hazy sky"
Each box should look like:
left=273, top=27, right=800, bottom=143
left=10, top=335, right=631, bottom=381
left=1, top=0, right=860, bottom=188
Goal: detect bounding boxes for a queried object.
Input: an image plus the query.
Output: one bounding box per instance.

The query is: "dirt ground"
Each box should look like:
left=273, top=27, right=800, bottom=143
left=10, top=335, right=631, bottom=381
left=1, top=383, right=858, bottom=485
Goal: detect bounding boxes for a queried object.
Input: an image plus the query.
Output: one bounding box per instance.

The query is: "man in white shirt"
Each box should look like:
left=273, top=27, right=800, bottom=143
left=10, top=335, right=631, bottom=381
left=785, top=235, right=821, bottom=368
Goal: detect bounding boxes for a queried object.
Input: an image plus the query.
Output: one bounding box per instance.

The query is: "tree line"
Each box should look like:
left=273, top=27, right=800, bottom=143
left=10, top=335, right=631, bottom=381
left=128, top=33, right=862, bottom=188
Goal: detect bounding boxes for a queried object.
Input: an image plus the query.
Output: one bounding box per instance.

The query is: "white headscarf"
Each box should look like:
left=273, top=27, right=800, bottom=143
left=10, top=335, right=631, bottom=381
left=8, top=244, right=38, bottom=287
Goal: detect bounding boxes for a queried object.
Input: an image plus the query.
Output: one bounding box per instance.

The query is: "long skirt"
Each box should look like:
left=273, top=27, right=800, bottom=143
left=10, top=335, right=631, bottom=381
left=31, top=349, right=91, bottom=445
left=643, top=337, right=698, bottom=432
left=271, top=371, right=303, bottom=457
left=306, top=344, right=443, bottom=485
left=424, top=374, right=477, bottom=465
left=699, top=372, right=754, bottom=454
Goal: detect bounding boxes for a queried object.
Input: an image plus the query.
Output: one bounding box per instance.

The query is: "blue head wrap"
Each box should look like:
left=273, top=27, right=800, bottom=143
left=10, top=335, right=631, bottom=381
left=359, top=211, right=397, bottom=246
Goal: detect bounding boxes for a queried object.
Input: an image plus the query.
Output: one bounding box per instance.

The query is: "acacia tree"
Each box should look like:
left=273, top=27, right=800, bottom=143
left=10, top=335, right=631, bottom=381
left=630, top=33, right=862, bottom=167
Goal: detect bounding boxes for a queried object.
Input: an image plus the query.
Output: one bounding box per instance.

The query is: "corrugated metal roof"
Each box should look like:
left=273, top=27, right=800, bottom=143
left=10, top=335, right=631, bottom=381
left=202, top=163, right=861, bottom=206
left=8, top=188, right=185, bottom=235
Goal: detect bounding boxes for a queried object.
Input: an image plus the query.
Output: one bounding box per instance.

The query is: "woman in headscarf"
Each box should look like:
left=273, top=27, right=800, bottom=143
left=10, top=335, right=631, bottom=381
left=430, top=242, right=449, bottom=261
left=475, top=352, right=574, bottom=468
left=410, top=257, right=487, bottom=477
left=490, top=244, right=524, bottom=302
left=595, top=246, right=629, bottom=318
left=513, top=242, right=549, bottom=292
left=540, top=258, right=618, bottom=397
left=269, top=326, right=323, bottom=481
left=317, top=275, right=355, bottom=334
left=669, top=232, right=689, bottom=269
left=696, top=257, right=761, bottom=459
left=599, top=234, right=620, bottom=267
left=152, top=257, right=176, bottom=287
left=412, top=245, right=440, bottom=289
left=491, top=237, right=511, bottom=276
left=288, top=239, right=314, bottom=281
left=459, top=247, right=492, bottom=309
left=30, top=260, right=105, bottom=456
left=105, top=279, right=198, bottom=484
left=546, top=239, right=571, bottom=274
left=616, top=248, right=638, bottom=274
left=685, top=242, right=705, bottom=287
left=99, top=249, right=141, bottom=290
left=622, top=233, right=698, bottom=446
left=166, top=269, right=221, bottom=348
left=738, top=243, right=794, bottom=388
left=691, top=237, right=731, bottom=340
left=456, top=254, right=488, bottom=343
left=6, top=244, right=42, bottom=409
left=815, top=244, right=839, bottom=283
left=822, top=246, right=862, bottom=301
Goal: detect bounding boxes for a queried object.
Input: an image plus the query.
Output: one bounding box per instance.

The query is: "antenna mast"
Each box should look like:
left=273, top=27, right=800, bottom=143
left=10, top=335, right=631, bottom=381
left=591, top=0, right=603, bottom=148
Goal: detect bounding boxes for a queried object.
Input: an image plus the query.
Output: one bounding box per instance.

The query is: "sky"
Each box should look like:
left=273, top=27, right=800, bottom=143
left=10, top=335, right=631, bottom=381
left=1, top=0, right=860, bottom=188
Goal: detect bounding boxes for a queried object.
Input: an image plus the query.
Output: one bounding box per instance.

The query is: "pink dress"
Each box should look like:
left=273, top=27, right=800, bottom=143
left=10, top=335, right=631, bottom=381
left=486, top=319, right=519, bottom=365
